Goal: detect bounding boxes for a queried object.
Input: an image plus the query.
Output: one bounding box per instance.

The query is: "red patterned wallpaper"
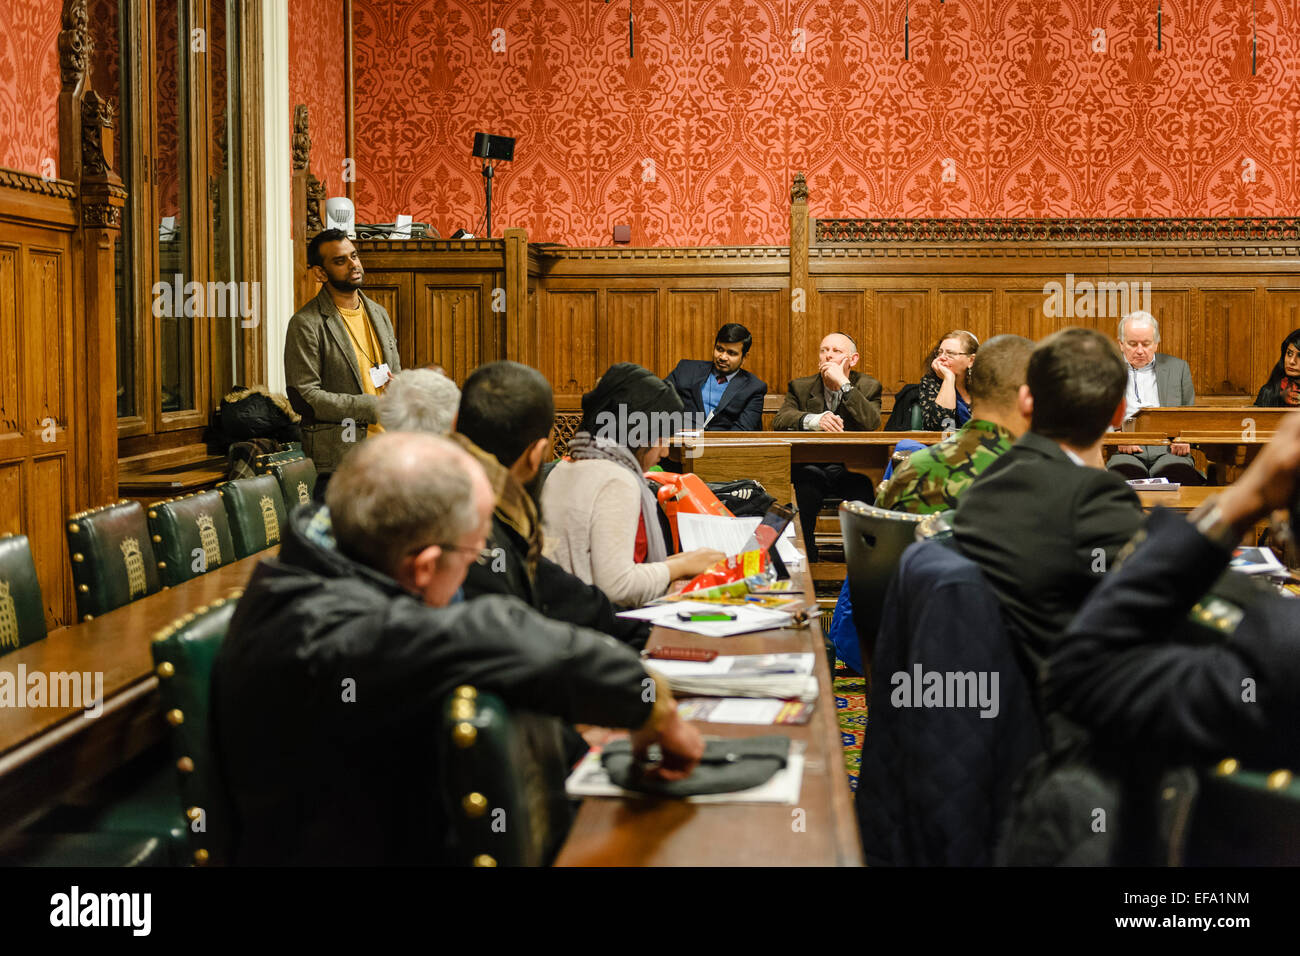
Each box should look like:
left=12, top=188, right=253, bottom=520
left=353, top=0, right=1300, bottom=245
left=290, top=0, right=348, bottom=196
left=0, top=0, right=61, bottom=176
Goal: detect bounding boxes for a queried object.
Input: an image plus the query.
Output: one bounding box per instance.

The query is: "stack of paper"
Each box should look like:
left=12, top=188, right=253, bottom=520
left=616, top=600, right=795, bottom=637
left=676, top=512, right=802, bottom=566
left=648, top=653, right=817, bottom=701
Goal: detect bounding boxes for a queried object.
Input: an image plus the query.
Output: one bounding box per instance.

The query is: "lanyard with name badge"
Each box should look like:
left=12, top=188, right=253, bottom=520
left=340, top=308, right=391, bottom=389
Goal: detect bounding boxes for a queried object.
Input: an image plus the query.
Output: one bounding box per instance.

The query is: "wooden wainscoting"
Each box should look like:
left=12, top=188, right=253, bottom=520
left=0, top=171, right=82, bottom=628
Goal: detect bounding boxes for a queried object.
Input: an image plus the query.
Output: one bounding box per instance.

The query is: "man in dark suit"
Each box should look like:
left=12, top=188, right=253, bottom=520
left=772, top=332, right=883, bottom=561
left=663, top=323, right=767, bottom=431
left=954, top=327, right=1141, bottom=667
left=1107, top=310, right=1204, bottom=484
left=1048, top=410, right=1300, bottom=768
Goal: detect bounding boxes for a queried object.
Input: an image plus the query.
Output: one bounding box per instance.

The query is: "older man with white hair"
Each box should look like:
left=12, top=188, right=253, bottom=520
left=1107, top=311, right=1203, bottom=485
left=379, top=366, right=461, bottom=434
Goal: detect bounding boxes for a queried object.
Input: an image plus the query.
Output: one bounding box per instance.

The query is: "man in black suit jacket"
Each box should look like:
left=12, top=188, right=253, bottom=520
left=1048, top=409, right=1300, bottom=769
left=954, top=327, right=1141, bottom=668
left=663, top=323, right=767, bottom=431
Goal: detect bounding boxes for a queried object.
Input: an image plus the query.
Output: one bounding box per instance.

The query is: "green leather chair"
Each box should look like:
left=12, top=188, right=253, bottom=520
left=839, top=501, right=929, bottom=680
left=217, top=476, right=288, bottom=558
left=254, top=447, right=305, bottom=471
left=147, top=491, right=238, bottom=587
left=151, top=595, right=240, bottom=866
left=1185, top=759, right=1300, bottom=865
left=0, top=533, right=47, bottom=655
left=66, top=501, right=163, bottom=622
left=269, top=456, right=318, bottom=510
left=438, top=686, right=572, bottom=867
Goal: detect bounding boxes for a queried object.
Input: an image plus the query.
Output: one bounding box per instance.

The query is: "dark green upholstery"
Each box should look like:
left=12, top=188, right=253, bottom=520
left=147, top=491, right=238, bottom=586
left=438, top=687, right=571, bottom=867
left=270, top=456, right=318, bottom=509
left=0, top=831, right=172, bottom=866
left=909, top=403, right=926, bottom=431
left=254, top=448, right=305, bottom=471
left=217, top=475, right=288, bottom=558
left=66, top=501, right=162, bottom=622
left=839, top=501, right=929, bottom=678
left=0, top=533, right=47, bottom=655
left=1186, top=763, right=1300, bottom=865
left=151, top=597, right=239, bottom=866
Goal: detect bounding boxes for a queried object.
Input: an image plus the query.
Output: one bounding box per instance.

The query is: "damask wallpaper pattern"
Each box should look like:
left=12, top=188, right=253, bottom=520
left=353, top=0, right=1300, bottom=245
left=0, top=0, right=61, bottom=176
left=290, top=0, right=349, bottom=196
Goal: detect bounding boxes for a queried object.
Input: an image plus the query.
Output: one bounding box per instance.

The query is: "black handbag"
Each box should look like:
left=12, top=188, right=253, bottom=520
left=601, top=736, right=791, bottom=797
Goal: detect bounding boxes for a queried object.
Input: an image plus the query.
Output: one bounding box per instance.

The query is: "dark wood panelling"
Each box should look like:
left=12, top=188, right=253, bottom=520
left=604, top=290, right=658, bottom=377
left=0, top=249, right=17, bottom=440
left=871, top=291, right=928, bottom=393
left=1200, top=291, right=1256, bottom=396
left=424, top=285, right=485, bottom=383
left=545, top=291, right=598, bottom=398
left=665, top=290, right=720, bottom=375
left=728, top=289, right=787, bottom=393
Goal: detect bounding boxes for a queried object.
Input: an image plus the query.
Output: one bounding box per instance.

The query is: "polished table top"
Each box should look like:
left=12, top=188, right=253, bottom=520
left=554, top=531, right=863, bottom=867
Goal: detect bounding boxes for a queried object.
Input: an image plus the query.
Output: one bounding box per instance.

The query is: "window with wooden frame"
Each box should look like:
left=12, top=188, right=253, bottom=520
left=100, top=0, right=265, bottom=453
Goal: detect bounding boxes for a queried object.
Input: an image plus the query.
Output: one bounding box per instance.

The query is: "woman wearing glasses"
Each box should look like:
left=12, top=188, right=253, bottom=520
left=1255, top=329, right=1300, bottom=407
left=918, top=330, right=980, bottom=430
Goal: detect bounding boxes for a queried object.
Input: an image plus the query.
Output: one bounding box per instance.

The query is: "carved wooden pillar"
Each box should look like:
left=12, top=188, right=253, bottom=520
left=80, top=92, right=127, bottom=506
left=60, top=0, right=123, bottom=508
left=292, top=104, right=313, bottom=310
left=790, top=173, right=813, bottom=377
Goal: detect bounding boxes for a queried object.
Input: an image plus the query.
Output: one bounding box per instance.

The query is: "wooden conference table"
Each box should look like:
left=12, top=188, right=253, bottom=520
left=0, top=550, right=271, bottom=842
left=555, top=526, right=863, bottom=867
left=670, top=431, right=1174, bottom=504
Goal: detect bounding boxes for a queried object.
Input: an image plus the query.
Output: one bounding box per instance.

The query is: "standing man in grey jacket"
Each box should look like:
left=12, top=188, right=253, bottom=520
left=1107, top=310, right=1203, bottom=485
left=285, top=228, right=402, bottom=498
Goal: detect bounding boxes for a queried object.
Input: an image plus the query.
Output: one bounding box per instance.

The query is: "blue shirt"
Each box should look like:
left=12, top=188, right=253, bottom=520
left=955, top=393, right=971, bottom=427
left=701, top=369, right=738, bottom=418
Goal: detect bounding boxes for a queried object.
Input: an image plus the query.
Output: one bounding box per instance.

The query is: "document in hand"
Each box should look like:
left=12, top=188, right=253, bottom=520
left=676, top=512, right=802, bottom=566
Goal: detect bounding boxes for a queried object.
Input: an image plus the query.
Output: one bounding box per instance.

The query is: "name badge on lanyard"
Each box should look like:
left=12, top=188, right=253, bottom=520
left=369, top=363, right=392, bottom=389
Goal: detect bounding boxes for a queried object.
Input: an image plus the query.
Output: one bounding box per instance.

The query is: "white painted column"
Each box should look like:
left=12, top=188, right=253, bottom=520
left=261, top=0, right=292, bottom=393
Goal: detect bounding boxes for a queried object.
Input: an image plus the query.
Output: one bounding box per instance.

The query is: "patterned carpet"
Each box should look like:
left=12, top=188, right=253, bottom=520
left=833, top=661, right=868, bottom=791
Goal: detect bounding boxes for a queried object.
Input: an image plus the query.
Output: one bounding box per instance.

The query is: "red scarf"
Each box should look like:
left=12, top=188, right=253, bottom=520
left=1281, top=375, right=1300, bottom=407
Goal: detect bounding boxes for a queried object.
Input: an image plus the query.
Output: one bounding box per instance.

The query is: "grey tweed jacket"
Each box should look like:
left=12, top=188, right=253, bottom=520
left=283, top=287, right=402, bottom=473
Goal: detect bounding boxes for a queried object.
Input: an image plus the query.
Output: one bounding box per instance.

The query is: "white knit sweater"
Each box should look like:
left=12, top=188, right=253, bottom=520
left=540, top=458, right=672, bottom=607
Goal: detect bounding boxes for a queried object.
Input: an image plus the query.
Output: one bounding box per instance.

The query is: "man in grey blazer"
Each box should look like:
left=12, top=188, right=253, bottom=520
left=285, top=229, right=402, bottom=497
left=1107, top=311, right=1203, bottom=485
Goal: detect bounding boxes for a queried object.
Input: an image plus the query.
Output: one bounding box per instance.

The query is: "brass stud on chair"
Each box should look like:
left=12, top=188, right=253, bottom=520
left=462, top=792, right=488, bottom=818
left=68, top=523, right=79, bottom=534
left=156, top=661, right=174, bottom=678
left=83, top=613, right=94, bottom=621
left=157, top=561, right=166, bottom=569
left=148, top=510, right=157, bottom=519
left=454, top=685, right=477, bottom=700
left=452, top=722, right=477, bottom=748
left=193, top=848, right=209, bottom=865
left=472, top=854, right=497, bottom=867
left=152, top=534, right=162, bottom=543
left=177, top=756, right=194, bottom=773
left=166, top=708, right=184, bottom=726
left=1215, top=757, right=1240, bottom=776
left=72, top=552, right=83, bottom=563
left=450, top=698, right=475, bottom=721
left=78, top=584, right=88, bottom=593
left=1267, top=769, right=1294, bottom=791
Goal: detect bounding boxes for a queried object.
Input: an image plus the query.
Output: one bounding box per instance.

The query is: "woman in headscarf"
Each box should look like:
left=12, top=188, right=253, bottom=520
left=541, top=363, right=724, bottom=607
left=917, top=330, right=980, bottom=430
left=1255, top=328, right=1300, bottom=407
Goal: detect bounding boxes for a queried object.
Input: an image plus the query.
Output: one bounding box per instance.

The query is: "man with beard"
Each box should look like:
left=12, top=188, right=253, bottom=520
left=285, top=228, right=402, bottom=499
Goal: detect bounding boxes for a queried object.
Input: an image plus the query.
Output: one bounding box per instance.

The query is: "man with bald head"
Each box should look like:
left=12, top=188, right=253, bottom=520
left=213, top=431, right=703, bottom=865
left=1108, top=310, right=1203, bottom=485
left=773, top=332, right=883, bottom=560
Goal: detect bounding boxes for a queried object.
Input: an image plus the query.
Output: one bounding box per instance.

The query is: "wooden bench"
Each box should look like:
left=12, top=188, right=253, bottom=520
left=119, top=443, right=228, bottom=505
